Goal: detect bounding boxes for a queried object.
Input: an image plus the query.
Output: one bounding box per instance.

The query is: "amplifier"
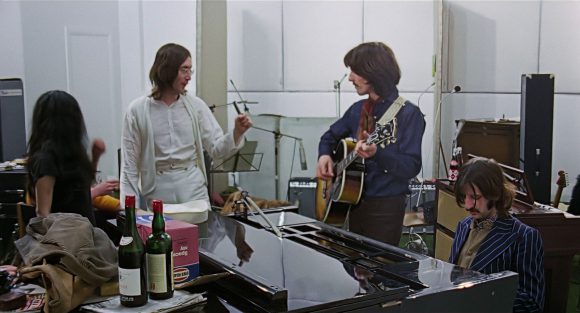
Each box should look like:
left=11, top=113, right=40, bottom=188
left=408, top=181, right=437, bottom=224
left=288, top=177, right=317, bottom=219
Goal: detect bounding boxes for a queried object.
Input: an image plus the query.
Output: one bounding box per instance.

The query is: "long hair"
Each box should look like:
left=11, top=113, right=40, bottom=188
left=454, top=157, right=515, bottom=217
left=343, top=42, right=401, bottom=99
left=149, top=43, right=191, bottom=99
left=26, top=90, right=93, bottom=199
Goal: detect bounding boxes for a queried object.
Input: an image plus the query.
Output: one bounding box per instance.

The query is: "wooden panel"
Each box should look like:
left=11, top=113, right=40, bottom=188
left=364, top=1, right=434, bottom=91
left=435, top=229, right=453, bottom=261
left=227, top=1, right=283, bottom=91
left=457, top=120, right=520, bottom=168
left=445, top=1, right=540, bottom=92
left=437, top=189, right=469, bottom=232
left=539, top=1, right=580, bottom=93
left=283, top=1, right=362, bottom=91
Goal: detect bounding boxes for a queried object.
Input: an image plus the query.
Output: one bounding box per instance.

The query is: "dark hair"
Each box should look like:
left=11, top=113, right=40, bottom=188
left=149, top=43, right=191, bottom=99
left=26, top=90, right=93, bottom=199
left=454, top=157, right=515, bottom=217
left=343, top=42, right=401, bottom=99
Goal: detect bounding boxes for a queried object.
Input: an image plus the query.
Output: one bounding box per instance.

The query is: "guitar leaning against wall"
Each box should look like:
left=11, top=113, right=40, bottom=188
left=552, top=170, right=568, bottom=208
left=315, top=122, right=396, bottom=226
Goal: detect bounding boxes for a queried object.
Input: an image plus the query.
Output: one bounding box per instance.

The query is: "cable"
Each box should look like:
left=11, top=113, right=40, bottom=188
left=417, top=82, right=435, bottom=109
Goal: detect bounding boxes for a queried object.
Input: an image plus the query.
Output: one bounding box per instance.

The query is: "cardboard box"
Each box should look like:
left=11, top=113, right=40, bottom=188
left=135, top=215, right=199, bottom=284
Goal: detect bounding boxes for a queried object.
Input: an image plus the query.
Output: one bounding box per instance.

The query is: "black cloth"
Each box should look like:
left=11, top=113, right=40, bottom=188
left=568, top=174, right=580, bottom=215
left=29, top=150, right=95, bottom=225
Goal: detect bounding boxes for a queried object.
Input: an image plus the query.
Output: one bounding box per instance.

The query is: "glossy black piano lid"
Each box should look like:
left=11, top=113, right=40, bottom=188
left=200, top=211, right=415, bottom=312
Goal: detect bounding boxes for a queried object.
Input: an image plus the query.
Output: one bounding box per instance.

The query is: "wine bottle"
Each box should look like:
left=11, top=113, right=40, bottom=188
left=448, top=147, right=460, bottom=182
left=146, top=199, right=174, bottom=299
left=118, top=195, right=148, bottom=307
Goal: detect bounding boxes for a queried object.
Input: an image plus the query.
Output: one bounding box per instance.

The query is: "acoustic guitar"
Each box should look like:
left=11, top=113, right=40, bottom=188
left=315, top=122, right=395, bottom=225
left=553, top=170, right=569, bottom=208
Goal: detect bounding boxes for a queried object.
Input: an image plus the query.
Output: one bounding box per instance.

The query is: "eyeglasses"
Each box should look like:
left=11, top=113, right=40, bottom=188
left=179, top=67, right=194, bottom=75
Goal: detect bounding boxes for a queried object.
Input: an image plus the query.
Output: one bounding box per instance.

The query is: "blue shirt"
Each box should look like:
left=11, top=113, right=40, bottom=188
left=318, top=89, right=426, bottom=198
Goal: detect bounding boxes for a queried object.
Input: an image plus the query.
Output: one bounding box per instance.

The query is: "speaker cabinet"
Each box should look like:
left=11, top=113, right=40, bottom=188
left=520, top=74, right=554, bottom=205
left=288, top=177, right=317, bottom=218
left=0, top=79, right=26, bottom=161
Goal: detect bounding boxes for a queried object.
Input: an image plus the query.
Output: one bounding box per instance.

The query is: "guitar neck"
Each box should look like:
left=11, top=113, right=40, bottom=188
left=553, top=188, right=563, bottom=207
left=336, top=150, right=360, bottom=174
left=553, top=170, right=568, bottom=208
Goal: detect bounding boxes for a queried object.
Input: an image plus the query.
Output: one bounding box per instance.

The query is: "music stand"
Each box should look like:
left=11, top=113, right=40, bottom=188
left=211, top=141, right=263, bottom=173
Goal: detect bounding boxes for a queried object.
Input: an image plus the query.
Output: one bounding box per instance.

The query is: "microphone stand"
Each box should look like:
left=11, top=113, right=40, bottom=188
left=333, top=73, right=347, bottom=117
left=237, top=188, right=283, bottom=238
left=229, top=79, right=305, bottom=199
left=251, top=124, right=303, bottom=200
left=209, top=100, right=258, bottom=113
left=433, top=86, right=461, bottom=177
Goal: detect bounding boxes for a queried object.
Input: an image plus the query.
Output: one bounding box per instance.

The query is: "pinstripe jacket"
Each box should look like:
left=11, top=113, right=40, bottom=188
left=449, top=216, right=545, bottom=313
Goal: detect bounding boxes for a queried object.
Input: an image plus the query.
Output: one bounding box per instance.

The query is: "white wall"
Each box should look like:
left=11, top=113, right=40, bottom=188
left=0, top=1, right=25, bottom=79
left=0, top=0, right=197, bottom=180
left=2, top=0, right=579, bottom=202
left=442, top=0, right=580, bottom=202
left=227, top=0, right=436, bottom=199
left=0, top=0, right=26, bottom=117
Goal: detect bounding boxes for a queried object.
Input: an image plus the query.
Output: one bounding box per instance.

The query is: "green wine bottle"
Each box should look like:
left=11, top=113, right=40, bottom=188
left=146, top=199, right=174, bottom=299
left=118, top=195, right=148, bottom=307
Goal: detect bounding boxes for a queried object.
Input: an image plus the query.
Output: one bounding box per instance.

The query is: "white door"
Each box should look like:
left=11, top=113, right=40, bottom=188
left=20, top=1, right=122, bottom=178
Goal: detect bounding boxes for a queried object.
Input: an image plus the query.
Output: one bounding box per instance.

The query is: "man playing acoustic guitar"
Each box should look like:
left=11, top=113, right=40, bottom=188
left=316, top=42, right=425, bottom=246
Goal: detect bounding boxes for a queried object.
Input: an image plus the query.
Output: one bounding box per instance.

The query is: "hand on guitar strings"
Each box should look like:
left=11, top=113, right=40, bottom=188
left=355, top=131, right=377, bottom=159
left=316, top=155, right=334, bottom=180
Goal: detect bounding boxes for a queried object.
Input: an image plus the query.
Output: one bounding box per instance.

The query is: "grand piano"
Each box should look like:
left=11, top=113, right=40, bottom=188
left=435, top=160, right=580, bottom=312
left=196, top=208, right=518, bottom=312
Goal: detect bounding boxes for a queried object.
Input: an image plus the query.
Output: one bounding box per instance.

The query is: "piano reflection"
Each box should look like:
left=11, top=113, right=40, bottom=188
left=197, top=207, right=519, bottom=312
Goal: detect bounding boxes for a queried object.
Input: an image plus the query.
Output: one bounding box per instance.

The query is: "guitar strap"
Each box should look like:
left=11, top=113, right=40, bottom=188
left=376, top=96, right=406, bottom=148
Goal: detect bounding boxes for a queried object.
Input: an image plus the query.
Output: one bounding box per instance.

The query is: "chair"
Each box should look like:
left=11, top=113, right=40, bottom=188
left=16, top=202, right=36, bottom=238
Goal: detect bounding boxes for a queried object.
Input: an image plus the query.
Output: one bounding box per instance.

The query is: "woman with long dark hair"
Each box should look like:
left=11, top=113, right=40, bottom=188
left=27, top=90, right=96, bottom=225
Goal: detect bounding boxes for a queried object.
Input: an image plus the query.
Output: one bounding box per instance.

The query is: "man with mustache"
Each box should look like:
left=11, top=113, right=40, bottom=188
left=450, top=157, right=545, bottom=313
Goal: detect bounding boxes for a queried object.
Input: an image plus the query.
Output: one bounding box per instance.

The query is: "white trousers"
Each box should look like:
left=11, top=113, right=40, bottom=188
left=144, top=164, right=209, bottom=210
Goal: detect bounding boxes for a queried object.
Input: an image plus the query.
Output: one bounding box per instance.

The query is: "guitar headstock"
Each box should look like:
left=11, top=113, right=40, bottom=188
left=368, top=122, right=396, bottom=146
left=556, top=170, right=569, bottom=188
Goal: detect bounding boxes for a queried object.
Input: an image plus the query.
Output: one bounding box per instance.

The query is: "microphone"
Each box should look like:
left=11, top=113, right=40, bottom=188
left=439, top=85, right=462, bottom=106
left=299, top=140, right=308, bottom=171
left=333, top=73, right=348, bottom=90
left=232, top=101, right=242, bottom=114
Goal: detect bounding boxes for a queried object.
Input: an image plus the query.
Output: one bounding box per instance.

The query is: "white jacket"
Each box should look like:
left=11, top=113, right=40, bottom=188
left=120, top=94, right=242, bottom=207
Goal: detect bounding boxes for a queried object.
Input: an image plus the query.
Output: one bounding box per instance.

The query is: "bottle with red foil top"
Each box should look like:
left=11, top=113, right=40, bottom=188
left=118, top=195, right=148, bottom=307
left=456, top=147, right=463, bottom=168
left=146, top=199, right=174, bottom=300
left=448, top=147, right=461, bottom=182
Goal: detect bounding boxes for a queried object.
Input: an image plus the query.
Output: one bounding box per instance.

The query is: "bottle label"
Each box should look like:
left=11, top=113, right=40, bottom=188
left=119, top=236, right=134, bottom=246
left=119, top=267, right=141, bottom=296
left=146, top=253, right=172, bottom=293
